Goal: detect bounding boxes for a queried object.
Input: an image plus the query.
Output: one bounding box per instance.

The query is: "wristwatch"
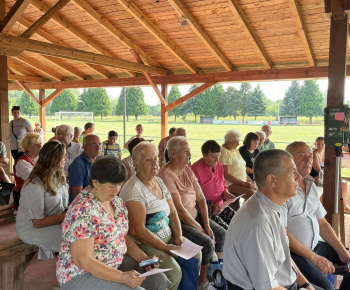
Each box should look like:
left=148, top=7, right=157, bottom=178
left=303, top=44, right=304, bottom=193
left=299, top=282, right=312, bottom=289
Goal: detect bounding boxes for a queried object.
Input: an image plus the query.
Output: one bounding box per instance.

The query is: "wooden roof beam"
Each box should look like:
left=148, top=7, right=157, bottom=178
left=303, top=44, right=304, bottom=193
left=165, top=82, right=216, bottom=112
left=8, top=73, right=43, bottom=83
left=71, top=0, right=162, bottom=69
left=8, top=61, right=37, bottom=77
left=0, top=0, right=32, bottom=33
left=288, top=0, right=316, bottom=67
left=0, top=33, right=167, bottom=76
left=42, top=88, right=65, bottom=106
left=168, top=0, right=233, bottom=72
left=116, top=0, right=199, bottom=74
left=227, top=0, right=272, bottom=69
left=21, top=0, right=71, bottom=38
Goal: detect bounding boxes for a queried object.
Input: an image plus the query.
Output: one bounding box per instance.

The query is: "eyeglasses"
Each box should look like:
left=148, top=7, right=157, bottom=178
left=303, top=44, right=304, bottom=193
left=87, top=143, right=102, bottom=147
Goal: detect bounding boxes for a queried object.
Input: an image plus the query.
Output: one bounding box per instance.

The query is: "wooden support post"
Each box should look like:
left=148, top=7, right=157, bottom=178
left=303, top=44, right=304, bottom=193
left=39, top=89, right=46, bottom=142
left=161, top=84, right=168, bottom=139
left=323, top=8, right=348, bottom=225
left=0, top=0, right=10, bottom=176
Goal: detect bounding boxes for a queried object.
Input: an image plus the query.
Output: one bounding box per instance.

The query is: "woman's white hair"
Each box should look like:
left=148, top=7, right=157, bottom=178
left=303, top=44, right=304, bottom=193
left=132, top=141, right=158, bottom=170
left=255, top=130, right=266, bottom=140
left=56, top=124, right=74, bottom=138
left=166, top=136, right=187, bottom=161
left=224, top=129, right=241, bottom=143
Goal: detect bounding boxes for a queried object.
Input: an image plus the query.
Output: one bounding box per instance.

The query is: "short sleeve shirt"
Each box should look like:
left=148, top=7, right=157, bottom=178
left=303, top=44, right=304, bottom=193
left=65, top=142, right=82, bottom=176
left=219, top=146, right=246, bottom=186
left=223, top=191, right=297, bottom=289
left=101, top=141, right=122, bottom=158
left=9, top=118, right=32, bottom=150
left=56, top=189, right=129, bottom=286
left=192, top=158, right=227, bottom=206
left=120, top=175, right=172, bottom=240
left=0, top=141, right=7, bottom=157
left=158, top=166, right=198, bottom=218
left=284, top=176, right=327, bottom=250
left=260, top=139, right=275, bottom=152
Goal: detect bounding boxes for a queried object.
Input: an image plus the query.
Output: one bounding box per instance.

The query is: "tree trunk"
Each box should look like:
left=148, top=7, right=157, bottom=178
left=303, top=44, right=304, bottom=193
left=242, top=115, right=245, bottom=121
left=195, top=114, right=197, bottom=122
left=309, top=116, right=312, bottom=125
left=135, top=115, right=138, bottom=121
left=127, top=115, right=129, bottom=121
left=101, top=114, right=103, bottom=121
left=175, top=115, right=177, bottom=122
left=255, top=116, right=257, bottom=120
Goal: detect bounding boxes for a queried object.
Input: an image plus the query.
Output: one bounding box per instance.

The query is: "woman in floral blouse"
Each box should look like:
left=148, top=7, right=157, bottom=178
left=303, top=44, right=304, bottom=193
left=56, top=156, right=170, bottom=290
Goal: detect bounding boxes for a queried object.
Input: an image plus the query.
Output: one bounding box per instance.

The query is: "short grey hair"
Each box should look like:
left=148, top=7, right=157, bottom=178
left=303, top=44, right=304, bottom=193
left=285, top=141, right=308, bottom=156
left=224, top=129, right=241, bottom=143
left=167, top=136, right=187, bottom=161
left=132, top=141, right=158, bottom=170
left=56, top=124, right=74, bottom=138
left=254, top=149, right=293, bottom=188
left=74, top=126, right=82, bottom=133
left=255, top=130, right=266, bottom=140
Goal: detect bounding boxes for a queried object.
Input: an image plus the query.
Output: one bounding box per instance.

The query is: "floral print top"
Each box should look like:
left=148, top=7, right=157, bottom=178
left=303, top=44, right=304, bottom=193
left=56, top=189, right=129, bottom=286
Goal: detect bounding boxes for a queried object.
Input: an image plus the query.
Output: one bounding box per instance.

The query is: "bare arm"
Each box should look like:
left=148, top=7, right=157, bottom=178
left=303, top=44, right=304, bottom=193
left=167, top=198, right=183, bottom=245
left=312, top=150, right=321, bottom=173
left=246, top=166, right=253, bottom=175
left=26, top=125, right=33, bottom=132
left=71, top=186, right=83, bottom=199
left=222, top=165, right=250, bottom=187
left=32, top=213, right=65, bottom=228
left=0, top=152, right=9, bottom=166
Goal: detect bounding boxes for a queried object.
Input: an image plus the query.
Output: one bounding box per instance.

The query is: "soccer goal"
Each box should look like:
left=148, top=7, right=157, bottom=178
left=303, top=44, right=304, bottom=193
left=54, top=112, right=94, bottom=126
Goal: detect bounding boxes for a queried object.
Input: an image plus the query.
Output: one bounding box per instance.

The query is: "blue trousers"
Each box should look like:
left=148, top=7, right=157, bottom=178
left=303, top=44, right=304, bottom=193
left=291, top=241, right=350, bottom=290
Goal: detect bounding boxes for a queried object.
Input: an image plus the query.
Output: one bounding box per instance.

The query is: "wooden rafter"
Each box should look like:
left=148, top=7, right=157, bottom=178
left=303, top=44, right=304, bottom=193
left=168, top=0, right=233, bottom=72
left=72, top=0, right=162, bottom=69
left=0, top=34, right=167, bottom=76
left=166, top=82, right=216, bottom=112
left=288, top=0, right=316, bottom=67
left=0, top=0, right=31, bottom=33
left=227, top=0, right=272, bottom=69
left=8, top=61, right=37, bottom=76
left=21, top=0, right=71, bottom=38
left=8, top=74, right=43, bottom=82
left=42, top=88, right=65, bottom=106
left=41, top=56, right=85, bottom=80
left=116, top=0, right=199, bottom=74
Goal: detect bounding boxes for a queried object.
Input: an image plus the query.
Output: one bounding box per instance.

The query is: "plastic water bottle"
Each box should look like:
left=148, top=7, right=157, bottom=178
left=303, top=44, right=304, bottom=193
left=318, top=170, right=324, bottom=186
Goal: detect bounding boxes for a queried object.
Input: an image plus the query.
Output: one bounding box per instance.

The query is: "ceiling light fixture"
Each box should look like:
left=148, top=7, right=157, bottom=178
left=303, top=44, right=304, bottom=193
left=167, top=0, right=189, bottom=26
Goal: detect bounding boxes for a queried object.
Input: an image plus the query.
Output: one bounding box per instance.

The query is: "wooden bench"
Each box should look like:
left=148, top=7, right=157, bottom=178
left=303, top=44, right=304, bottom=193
left=0, top=208, right=14, bottom=220
left=0, top=237, right=38, bottom=290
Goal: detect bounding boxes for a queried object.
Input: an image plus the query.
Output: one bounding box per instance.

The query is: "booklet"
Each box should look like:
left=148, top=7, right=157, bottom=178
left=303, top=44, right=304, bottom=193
left=139, top=268, right=172, bottom=277
left=219, top=193, right=246, bottom=211
left=169, top=239, right=203, bottom=260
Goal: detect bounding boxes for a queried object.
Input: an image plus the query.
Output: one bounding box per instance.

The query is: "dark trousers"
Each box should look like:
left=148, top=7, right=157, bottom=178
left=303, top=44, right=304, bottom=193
left=11, top=150, right=23, bottom=163
left=227, top=280, right=297, bottom=290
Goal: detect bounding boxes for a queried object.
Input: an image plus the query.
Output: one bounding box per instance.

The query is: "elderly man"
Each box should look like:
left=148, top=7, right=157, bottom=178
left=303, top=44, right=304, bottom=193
left=223, top=149, right=315, bottom=290
left=56, top=125, right=82, bottom=177
left=158, top=127, right=176, bottom=167
left=260, top=125, right=275, bottom=151
left=164, top=127, right=187, bottom=164
left=101, top=130, right=122, bottom=159
left=285, top=141, right=350, bottom=290
left=68, top=134, right=101, bottom=203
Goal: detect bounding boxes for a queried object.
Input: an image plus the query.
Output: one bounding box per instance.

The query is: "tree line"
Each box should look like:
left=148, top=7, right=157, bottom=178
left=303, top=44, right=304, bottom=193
left=8, top=80, right=325, bottom=124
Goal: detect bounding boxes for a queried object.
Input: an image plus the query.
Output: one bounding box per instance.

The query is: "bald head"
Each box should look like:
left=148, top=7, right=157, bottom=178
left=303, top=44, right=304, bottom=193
left=175, top=127, right=187, bottom=137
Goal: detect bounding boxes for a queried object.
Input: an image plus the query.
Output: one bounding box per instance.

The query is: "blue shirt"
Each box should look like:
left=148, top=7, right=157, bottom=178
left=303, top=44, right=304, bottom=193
left=68, top=153, right=92, bottom=203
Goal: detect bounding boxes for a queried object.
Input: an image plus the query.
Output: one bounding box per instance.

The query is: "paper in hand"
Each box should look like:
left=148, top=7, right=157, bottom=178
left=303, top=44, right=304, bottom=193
left=219, top=193, right=246, bottom=211
left=169, top=239, right=202, bottom=260
left=138, top=268, right=172, bottom=277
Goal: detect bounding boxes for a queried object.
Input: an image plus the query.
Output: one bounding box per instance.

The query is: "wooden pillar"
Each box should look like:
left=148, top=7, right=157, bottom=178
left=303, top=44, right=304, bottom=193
left=323, top=4, right=348, bottom=224
left=160, top=84, right=168, bottom=139
left=0, top=0, right=10, bottom=176
left=39, top=89, right=46, bottom=142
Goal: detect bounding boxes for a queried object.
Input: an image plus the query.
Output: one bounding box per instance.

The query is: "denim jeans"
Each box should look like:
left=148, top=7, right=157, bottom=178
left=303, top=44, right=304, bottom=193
left=292, top=241, right=350, bottom=290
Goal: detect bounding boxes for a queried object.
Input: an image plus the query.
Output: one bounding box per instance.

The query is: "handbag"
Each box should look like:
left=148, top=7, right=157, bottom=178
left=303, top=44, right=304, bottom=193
left=177, top=256, right=200, bottom=290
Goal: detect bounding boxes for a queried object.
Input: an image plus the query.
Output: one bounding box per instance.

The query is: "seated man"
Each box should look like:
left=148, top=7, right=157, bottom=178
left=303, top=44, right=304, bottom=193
left=260, top=124, right=275, bottom=151
left=285, top=141, right=350, bottom=290
left=101, top=130, right=122, bottom=159
left=68, top=135, right=101, bottom=203
left=164, top=127, right=187, bottom=164
left=223, top=149, right=315, bottom=290
left=158, top=127, right=176, bottom=167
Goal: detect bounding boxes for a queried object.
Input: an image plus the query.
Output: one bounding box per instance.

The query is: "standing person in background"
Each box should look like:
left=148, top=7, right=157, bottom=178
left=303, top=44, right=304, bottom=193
left=124, top=124, right=144, bottom=149
left=260, top=125, right=275, bottom=151
left=9, top=106, right=33, bottom=162
left=158, top=127, right=176, bottom=167
left=79, top=122, right=95, bottom=143
left=101, top=130, right=122, bottom=159
left=0, top=141, right=10, bottom=183
left=34, top=122, right=44, bottom=142
left=72, top=127, right=82, bottom=144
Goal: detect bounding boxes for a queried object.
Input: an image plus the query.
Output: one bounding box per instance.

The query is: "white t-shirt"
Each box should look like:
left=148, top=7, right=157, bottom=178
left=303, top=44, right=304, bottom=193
left=9, top=118, right=32, bottom=150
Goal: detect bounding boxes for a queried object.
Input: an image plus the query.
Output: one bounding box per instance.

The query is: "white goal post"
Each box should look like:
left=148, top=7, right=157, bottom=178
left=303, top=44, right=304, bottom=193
left=54, top=112, right=94, bottom=126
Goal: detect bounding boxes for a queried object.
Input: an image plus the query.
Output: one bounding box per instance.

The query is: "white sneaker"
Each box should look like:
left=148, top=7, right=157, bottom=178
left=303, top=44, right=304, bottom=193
left=198, top=281, right=216, bottom=290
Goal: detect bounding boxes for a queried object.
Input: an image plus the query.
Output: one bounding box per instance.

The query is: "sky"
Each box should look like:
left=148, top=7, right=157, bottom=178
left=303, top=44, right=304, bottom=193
left=105, top=78, right=350, bottom=106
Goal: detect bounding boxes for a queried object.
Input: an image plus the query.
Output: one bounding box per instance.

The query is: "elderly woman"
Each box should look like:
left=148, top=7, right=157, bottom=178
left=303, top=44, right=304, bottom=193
left=120, top=142, right=201, bottom=290
left=192, top=140, right=237, bottom=230
left=57, top=156, right=169, bottom=290
left=16, top=141, right=68, bottom=260
left=255, top=130, right=266, bottom=151
left=13, top=132, right=43, bottom=206
left=238, top=132, right=260, bottom=180
left=219, top=130, right=256, bottom=205
left=122, top=137, right=145, bottom=182
left=72, top=127, right=82, bottom=144
left=158, top=136, right=225, bottom=290
left=56, top=125, right=82, bottom=177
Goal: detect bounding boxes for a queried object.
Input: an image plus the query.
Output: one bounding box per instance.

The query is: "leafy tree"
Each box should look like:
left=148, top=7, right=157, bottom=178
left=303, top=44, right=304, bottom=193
left=299, top=80, right=325, bottom=125
left=195, top=85, right=221, bottom=118
left=149, top=104, right=161, bottom=116
left=238, top=83, right=253, bottom=121
left=280, top=81, right=301, bottom=117
left=168, top=86, right=183, bottom=122
left=49, top=89, right=78, bottom=115
left=115, top=87, right=149, bottom=121
left=19, top=91, right=39, bottom=118
left=183, top=85, right=200, bottom=122
left=266, top=99, right=282, bottom=119
left=224, top=86, right=240, bottom=120
left=81, top=88, right=112, bottom=120
left=211, top=84, right=225, bottom=119
left=248, top=85, right=267, bottom=120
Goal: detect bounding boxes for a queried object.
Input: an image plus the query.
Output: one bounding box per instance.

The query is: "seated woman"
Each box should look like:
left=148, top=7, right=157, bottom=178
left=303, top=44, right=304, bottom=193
left=310, top=137, right=325, bottom=182
left=16, top=141, right=68, bottom=260
left=122, top=137, right=145, bottom=182
left=255, top=130, right=266, bottom=152
left=219, top=130, right=256, bottom=206
left=57, top=156, right=169, bottom=290
left=238, top=132, right=260, bottom=180
left=13, top=132, right=43, bottom=206
left=192, top=140, right=236, bottom=230
left=121, top=142, right=201, bottom=290
left=158, top=136, right=226, bottom=290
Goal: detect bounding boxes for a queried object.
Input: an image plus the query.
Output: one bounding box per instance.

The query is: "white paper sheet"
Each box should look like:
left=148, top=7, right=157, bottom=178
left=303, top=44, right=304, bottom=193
left=169, top=239, right=203, bottom=260
left=138, top=268, right=173, bottom=277
left=219, top=193, right=246, bottom=211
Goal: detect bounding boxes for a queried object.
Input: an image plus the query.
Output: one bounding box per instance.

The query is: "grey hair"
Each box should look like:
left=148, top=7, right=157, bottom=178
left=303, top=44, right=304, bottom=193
left=166, top=136, right=187, bottom=161
left=224, top=129, right=241, bottom=143
left=254, top=149, right=293, bottom=188
left=285, top=141, right=308, bottom=156
left=132, top=141, right=158, bottom=170
left=74, top=126, right=82, bottom=133
left=255, top=130, right=266, bottom=140
left=56, top=124, right=74, bottom=138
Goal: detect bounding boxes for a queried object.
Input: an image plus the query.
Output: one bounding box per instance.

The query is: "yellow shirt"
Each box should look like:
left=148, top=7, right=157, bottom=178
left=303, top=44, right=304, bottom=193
left=219, top=146, right=246, bottom=186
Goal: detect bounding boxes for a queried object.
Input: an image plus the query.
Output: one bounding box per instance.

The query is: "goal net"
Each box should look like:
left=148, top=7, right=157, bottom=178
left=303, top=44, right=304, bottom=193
left=54, top=112, right=94, bottom=127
